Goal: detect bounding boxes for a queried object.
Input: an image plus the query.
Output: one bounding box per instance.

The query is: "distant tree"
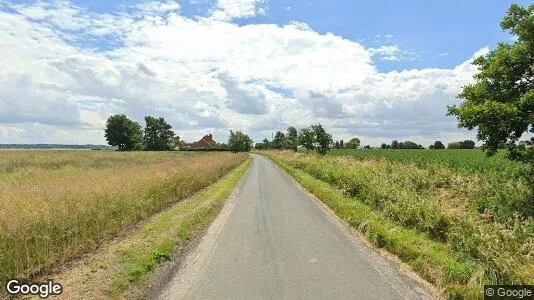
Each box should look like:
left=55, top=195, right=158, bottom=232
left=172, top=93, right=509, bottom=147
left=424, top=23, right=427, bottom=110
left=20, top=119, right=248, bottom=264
left=340, top=139, right=344, bottom=149
left=364, top=145, right=372, bottom=149
left=448, top=142, right=462, bottom=149
left=144, top=116, right=176, bottom=151
left=345, top=138, right=361, bottom=149
left=104, top=114, right=143, bottom=151
left=433, top=141, right=445, bottom=149
left=272, top=131, right=286, bottom=150
left=334, top=141, right=340, bottom=149
left=298, top=127, right=316, bottom=154
left=459, top=140, right=476, bottom=149
left=228, top=130, right=253, bottom=152
left=262, top=138, right=271, bottom=149
left=285, top=126, right=298, bottom=152
left=391, top=140, right=399, bottom=149
left=312, top=124, right=333, bottom=155
left=381, top=143, right=387, bottom=149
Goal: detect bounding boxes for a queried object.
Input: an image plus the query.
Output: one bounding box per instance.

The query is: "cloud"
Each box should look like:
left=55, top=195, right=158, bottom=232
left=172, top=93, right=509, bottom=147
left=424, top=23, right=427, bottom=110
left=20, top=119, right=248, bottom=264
left=210, top=0, right=266, bottom=21
left=0, top=1, right=485, bottom=145
left=218, top=73, right=269, bottom=115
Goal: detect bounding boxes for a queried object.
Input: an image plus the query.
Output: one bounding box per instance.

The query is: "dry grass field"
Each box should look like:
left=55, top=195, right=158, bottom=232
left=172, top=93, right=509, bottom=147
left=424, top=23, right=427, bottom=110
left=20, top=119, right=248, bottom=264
left=0, top=150, right=247, bottom=286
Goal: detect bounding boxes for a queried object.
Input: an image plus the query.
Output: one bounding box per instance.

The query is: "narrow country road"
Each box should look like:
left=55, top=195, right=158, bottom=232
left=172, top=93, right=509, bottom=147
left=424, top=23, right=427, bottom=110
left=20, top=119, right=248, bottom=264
left=159, top=155, right=433, bottom=300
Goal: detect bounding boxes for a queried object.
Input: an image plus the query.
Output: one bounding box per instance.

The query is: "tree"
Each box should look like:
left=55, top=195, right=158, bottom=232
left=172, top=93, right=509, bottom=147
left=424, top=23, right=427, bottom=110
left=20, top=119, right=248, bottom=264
left=345, top=138, right=360, bottom=149
left=364, top=145, right=372, bottom=149
left=144, top=116, right=176, bottom=151
left=285, top=126, right=298, bottom=152
left=459, top=140, right=476, bottom=149
left=334, top=141, right=340, bottom=149
left=448, top=142, right=462, bottom=149
left=340, top=139, right=344, bottom=149
left=298, top=127, right=316, bottom=153
left=381, top=143, right=388, bottom=149
left=228, top=130, right=253, bottom=152
left=272, top=131, right=286, bottom=150
left=391, top=140, right=399, bottom=149
left=104, top=114, right=143, bottom=151
left=262, top=138, right=271, bottom=149
left=447, top=3, right=534, bottom=159
left=433, top=141, right=445, bottom=149
left=312, top=124, right=333, bottom=155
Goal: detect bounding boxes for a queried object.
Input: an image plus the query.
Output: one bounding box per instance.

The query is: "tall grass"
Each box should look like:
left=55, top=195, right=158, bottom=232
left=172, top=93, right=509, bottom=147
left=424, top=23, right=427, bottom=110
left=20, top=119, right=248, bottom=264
left=264, top=151, right=534, bottom=297
left=0, top=151, right=247, bottom=285
left=329, top=149, right=524, bottom=177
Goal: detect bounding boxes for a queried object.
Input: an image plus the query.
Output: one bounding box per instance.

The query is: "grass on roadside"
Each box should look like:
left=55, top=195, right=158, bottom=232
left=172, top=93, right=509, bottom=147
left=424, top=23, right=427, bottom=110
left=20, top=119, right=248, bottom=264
left=0, top=151, right=247, bottom=287
left=29, top=158, right=251, bottom=299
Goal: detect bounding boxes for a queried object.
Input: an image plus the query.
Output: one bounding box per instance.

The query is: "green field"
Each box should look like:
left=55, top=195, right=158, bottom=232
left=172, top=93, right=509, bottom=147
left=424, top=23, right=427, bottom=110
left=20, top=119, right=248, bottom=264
left=329, top=149, right=525, bottom=176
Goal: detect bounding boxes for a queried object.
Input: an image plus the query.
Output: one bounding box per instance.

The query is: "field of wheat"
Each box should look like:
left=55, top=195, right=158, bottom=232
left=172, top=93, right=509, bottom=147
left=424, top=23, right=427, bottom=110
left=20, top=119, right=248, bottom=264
left=265, top=150, right=534, bottom=297
left=0, top=150, right=247, bottom=285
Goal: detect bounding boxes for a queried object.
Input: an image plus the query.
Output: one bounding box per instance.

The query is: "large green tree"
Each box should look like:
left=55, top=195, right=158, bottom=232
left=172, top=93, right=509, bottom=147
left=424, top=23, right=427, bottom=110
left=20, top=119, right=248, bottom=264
left=345, top=138, right=361, bottom=149
left=312, top=124, right=333, bottom=155
left=104, top=114, right=143, bottom=151
left=144, top=116, right=177, bottom=151
left=447, top=3, right=534, bottom=160
left=285, top=126, right=298, bottom=152
left=272, top=131, right=286, bottom=149
left=298, top=127, right=316, bottom=153
left=228, top=130, right=253, bottom=152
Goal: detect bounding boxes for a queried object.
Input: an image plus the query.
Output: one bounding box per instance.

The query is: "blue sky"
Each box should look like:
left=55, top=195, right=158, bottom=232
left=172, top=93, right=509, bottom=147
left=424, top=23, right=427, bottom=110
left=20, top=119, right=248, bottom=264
left=0, top=0, right=528, bottom=145
left=62, top=0, right=529, bottom=71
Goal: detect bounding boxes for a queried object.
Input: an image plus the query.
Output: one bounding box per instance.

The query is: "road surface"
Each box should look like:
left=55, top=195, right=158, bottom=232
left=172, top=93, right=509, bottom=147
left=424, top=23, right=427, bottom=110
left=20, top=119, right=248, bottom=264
left=159, top=155, right=433, bottom=300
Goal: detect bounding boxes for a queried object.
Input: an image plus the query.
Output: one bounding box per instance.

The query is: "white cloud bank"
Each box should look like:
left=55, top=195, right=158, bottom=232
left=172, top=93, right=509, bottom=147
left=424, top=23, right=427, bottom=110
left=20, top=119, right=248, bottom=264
left=0, top=0, right=486, bottom=145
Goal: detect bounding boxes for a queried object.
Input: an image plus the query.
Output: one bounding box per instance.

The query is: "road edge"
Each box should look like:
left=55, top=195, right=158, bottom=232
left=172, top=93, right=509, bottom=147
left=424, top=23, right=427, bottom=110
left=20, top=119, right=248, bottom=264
left=260, top=154, right=442, bottom=300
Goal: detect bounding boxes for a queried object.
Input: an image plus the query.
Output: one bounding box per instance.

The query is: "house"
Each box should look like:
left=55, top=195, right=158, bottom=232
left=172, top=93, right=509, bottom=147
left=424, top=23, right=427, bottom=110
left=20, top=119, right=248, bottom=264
left=183, top=134, right=217, bottom=149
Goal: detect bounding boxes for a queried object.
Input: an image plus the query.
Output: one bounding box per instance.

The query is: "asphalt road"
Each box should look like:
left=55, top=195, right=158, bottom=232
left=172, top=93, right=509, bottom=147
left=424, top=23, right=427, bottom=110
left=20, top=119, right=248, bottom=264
left=159, top=155, right=433, bottom=300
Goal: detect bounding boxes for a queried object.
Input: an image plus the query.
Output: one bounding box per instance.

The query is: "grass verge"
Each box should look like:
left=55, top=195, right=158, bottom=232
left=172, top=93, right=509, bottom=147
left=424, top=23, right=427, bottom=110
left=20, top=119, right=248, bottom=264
left=266, top=154, right=483, bottom=299
left=14, top=158, right=251, bottom=299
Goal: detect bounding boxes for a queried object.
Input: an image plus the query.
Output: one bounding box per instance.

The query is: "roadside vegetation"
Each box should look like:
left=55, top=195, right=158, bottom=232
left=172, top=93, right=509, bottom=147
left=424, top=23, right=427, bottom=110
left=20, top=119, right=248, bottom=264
left=33, top=158, right=251, bottom=299
left=328, top=149, right=524, bottom=176
left=0, top=151, right=247, bottom=287
left=264, top=150, right=533, bottom=298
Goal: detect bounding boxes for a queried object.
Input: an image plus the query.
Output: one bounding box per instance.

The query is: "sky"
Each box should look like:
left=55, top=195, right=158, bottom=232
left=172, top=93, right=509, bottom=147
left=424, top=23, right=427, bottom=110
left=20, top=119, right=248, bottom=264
left=0, top=0, right=529, bottom=146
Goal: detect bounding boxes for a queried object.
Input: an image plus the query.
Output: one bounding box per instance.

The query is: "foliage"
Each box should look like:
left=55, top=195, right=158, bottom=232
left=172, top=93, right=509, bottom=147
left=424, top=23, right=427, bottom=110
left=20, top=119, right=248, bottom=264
left=285, top=126, right=298, bottom=152
left=265, top=151, right=534, bottom=296
left=298, top=127, right=316, bottom=153
left=272, top=131, right=286, bottom=149
left=228, top=130, right=253, bottom=152
left=329, top=148, right=524, bottom=176
left=143, top=116, right=177, bottom=151
left=344, top=138, right=360, bottom=149
left=429, top=141, right=445, bottom=149
left=254, top=138, right=271, bottom=150
left=311, top=124, right=333, bottom=155
left=104, top=114, right=143, bottom=151
left=447, top=3, right=534, bottom=159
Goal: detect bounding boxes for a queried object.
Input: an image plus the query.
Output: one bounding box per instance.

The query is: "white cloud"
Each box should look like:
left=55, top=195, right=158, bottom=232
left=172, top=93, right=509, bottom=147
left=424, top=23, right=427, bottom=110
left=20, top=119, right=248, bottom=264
left=0, top=1, right=485, bottom=145
left=210, top=0, right=266, bottom=21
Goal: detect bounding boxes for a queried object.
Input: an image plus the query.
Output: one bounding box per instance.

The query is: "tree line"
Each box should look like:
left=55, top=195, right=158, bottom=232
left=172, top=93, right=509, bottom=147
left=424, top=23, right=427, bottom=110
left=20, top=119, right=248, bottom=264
left=254, top=124, right=335, bottom=155
left=104, top=114, right=252, bottom=152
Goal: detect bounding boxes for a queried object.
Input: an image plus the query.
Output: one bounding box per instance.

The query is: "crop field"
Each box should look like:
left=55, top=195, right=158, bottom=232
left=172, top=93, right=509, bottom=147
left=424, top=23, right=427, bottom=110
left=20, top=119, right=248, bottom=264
left=329, top=149, right=524, bottom=176
left=0, top=150, right=247, bottom=286
left=264, top=150, right=534, bottom=297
